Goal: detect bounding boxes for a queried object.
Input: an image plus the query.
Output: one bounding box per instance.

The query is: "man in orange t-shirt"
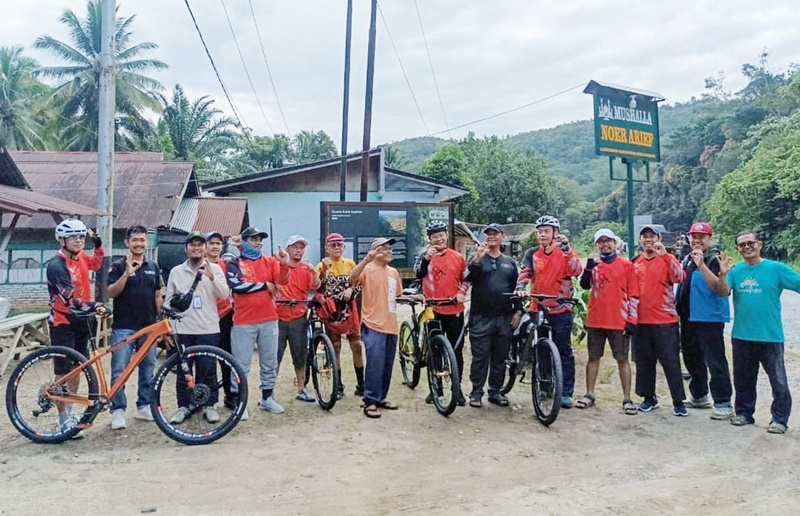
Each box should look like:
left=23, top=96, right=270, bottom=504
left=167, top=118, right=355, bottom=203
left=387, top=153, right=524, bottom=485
left=631, top=225, right=687, bottom=416
left=351, top=237, right=402, bottom=419
left=577, top=229, right=639, bottom=415
left=414, top=221, right=469, bottom=405
left=276, top=235, right=321, bottom=403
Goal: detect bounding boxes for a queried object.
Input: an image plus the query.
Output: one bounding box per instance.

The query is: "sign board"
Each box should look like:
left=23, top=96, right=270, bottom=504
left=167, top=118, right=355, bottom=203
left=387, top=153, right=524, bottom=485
left=320, top=202, right=452, bottom=270
left=584, top=81, right=662, bottom=162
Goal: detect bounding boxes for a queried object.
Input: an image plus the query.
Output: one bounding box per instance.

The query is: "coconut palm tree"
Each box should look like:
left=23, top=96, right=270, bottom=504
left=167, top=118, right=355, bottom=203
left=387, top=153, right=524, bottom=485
left=34, top=0, right=167, bottom=150
left=0, top=46, right=50, bottom=150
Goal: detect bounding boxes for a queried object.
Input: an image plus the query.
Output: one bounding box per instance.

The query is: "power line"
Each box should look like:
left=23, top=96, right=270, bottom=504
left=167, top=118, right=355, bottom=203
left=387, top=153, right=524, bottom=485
left=183, top=0, right=251, bottom=140
left=247, top=0, right=291, bottom=136
left=413, top=0, right=450, bottom=138
left=376, top=2, right=430, bottom=135
left=219, top=0, right=275, bottom=137
left=429, top=83, right=586, bottom=136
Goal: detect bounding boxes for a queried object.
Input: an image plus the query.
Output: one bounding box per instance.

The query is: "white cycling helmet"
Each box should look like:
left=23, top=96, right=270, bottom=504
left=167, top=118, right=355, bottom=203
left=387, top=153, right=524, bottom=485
left=535, top=215, right=560, bottom=230
left=55, top=219, right=87, bottom=241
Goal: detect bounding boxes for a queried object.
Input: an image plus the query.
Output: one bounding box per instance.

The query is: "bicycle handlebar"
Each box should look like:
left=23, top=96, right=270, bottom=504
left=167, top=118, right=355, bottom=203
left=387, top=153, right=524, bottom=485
left=396, top=296, right=457, bottom=307
left=503, top=293, right=577, bottom=305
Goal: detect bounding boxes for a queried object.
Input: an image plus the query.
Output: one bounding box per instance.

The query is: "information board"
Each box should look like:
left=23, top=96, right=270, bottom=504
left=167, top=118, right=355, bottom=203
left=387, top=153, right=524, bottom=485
left=320, top=202, right=453, bottom=270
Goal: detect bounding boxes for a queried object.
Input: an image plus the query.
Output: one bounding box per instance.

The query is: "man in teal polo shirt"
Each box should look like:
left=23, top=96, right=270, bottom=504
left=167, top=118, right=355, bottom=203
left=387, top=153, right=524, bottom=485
left=710, top=230, right=800, bottom=434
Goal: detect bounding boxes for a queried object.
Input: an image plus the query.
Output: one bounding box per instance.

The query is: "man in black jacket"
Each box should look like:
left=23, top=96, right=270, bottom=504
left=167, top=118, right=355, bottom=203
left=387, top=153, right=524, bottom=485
left=466, top=223, right=522, bottom=408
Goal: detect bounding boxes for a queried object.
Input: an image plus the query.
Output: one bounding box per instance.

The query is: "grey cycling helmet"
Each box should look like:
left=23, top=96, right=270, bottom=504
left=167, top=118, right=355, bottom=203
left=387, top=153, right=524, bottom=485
left=426, top=220, right=448, bottom=235
left=535, top=215, right=560, bottom=230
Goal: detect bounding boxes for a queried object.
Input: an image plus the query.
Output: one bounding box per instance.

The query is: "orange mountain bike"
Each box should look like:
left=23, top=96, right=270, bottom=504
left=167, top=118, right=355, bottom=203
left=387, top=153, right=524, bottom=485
left=5, top=307, right=248, bottom=445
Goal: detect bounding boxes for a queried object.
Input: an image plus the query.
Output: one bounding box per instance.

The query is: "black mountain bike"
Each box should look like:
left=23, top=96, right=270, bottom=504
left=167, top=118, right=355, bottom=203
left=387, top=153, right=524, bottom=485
left=396, top=291, right=461, bottom=417
left=275, top=299, right=339, bottom=410
left=502, top=293, right=571, bottom=426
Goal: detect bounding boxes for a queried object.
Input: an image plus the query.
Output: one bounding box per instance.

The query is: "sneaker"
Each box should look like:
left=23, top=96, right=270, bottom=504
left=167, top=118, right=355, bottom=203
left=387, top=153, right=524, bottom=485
left=60, top=413, right=85, bottom=439
left=455, top=392, right=467, bottom=407
left=169, top=406, right=191, bottom=424
left=487, top=394, right=510, bottom=407
left=637, top=398, right=660, bottom=412
left=135, top=405, right=154, bottom=421
left=684, top=395, right=713, bottom=409
left=258, top=396, right=285, bottom=414
left=673, top=404, right=689, bottom=417
left=110, top=409, right=127, bottom=430
left=203, top=406, right=220, bottom=423
left=224, top=395, right=238, bottom=410
left=295, top=390, right=316, bottom=403
left=710, top=405, right=734, bottom=420
left=767, top=421, right=787, bottom=434
left=240, top=408, right=249, bottom=421
left=425, top=392, right=435, bottom=404
left=561, top=396, right=574, bottom=409
left=730, top=414, right=755, bottom=426
left=354, top=384, right=364, bottom=396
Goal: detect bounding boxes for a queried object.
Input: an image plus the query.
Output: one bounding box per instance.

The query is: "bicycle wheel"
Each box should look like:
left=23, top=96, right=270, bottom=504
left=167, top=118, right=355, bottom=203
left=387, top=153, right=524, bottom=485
left=151, top=345, right=248, bottom=445
left=5, top=346, right=99, bottom=444
left=501, top=335, right=522, bottom=395
left=531, top=337, right=563, bottom=426
left=398, top=321, right=421, bottom=388
left=310, top=333, right=339, bottom=410
left=426, top=335, right=460, bottom=417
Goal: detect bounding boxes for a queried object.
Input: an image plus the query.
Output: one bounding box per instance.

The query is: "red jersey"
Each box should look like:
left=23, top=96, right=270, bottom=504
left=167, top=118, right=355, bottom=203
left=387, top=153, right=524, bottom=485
left=517, top=246, right=582, bottom=314
left=46, top=247, right=104, bottom=327
left=632, top=253, right=684, bottom=325
left=277, top=264, right=317, bottom=321
left=226, top=255, right=289, bottom=325
left=585, top=257, right=639, bottom=330
left=419, top=249, right=468, bottom=315
left=211, top=257, right=232, bottom=318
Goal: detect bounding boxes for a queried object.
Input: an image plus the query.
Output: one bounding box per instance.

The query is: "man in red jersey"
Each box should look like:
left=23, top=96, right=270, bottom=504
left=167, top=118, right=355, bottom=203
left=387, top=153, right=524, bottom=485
left=226, top=227, right=289, bottom=419
left=514, top=215, right=582, bottom=408
left=577, top=229, right=639, bottom=415
left=46, top=219, right=105, bottom=435
left=276, top=235, right=321, bottom=403
left=414, top=221, right=469, bottom=406
left=631, top=225, right=688, bottom=416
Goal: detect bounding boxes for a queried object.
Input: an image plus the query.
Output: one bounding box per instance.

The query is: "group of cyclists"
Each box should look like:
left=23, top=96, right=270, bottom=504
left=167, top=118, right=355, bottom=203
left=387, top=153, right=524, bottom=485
left=44, top=212, right=799, bottom=434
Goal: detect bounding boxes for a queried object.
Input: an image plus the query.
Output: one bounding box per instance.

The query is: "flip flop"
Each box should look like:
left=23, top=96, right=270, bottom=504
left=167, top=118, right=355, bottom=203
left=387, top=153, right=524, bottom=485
left=623, top=399, right=638, bottom=415
left=363, top=404, right=381, bottom=419
left=574, top=394, right=596, bottom=409
left=378, top=400, right=398, bottom=410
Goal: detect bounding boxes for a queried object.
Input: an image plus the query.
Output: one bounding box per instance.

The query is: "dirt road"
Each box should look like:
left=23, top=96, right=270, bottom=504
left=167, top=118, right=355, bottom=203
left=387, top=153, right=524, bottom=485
left=2, top=296, right=800, bottom=515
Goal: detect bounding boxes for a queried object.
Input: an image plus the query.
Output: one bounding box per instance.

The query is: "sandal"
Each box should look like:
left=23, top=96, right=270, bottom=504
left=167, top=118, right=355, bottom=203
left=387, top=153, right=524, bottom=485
left=378, top=400, right=398, bottom=410
left=363, top=404, right=381, bottom=419
left=574, top=394, right=596, bottom=409
left=767, top=421, right=787, bottom=434
left=623, top=399, right=637, bottom=415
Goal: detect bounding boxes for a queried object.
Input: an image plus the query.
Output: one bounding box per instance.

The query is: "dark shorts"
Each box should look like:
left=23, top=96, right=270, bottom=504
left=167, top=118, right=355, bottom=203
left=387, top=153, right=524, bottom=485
left=278, top=317, right=309, bottom=368
left=587, top=328, right=629, bottom=360
left=51, top=322, right=92, bottom=375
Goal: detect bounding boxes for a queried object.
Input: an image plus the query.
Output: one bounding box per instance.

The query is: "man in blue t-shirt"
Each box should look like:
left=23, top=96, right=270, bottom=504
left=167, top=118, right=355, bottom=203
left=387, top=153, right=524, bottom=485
left=709, top=231, right=800, bottom=435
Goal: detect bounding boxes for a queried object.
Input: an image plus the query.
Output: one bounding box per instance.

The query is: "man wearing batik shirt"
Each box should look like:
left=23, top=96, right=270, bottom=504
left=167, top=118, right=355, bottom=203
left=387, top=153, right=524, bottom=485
left=514, top=215, right=582, bottom=408
left=577, top=229, right=639, bottom=415
left=631, top=225, right=688, bottom=416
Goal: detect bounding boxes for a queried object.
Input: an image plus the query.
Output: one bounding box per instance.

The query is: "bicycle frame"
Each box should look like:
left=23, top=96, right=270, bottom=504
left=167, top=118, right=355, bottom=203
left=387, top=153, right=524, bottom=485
left=45, top=317, right=177, bottom=412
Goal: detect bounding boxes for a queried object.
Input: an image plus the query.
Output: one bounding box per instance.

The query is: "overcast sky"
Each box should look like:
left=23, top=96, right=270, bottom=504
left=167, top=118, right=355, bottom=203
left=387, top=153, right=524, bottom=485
left=4, top=0, right=800, bottom=147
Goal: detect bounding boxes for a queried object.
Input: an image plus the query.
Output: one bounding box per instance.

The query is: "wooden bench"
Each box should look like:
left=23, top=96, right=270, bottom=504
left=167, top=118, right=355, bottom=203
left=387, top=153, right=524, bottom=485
left=0, top=313, right=50, bottom=377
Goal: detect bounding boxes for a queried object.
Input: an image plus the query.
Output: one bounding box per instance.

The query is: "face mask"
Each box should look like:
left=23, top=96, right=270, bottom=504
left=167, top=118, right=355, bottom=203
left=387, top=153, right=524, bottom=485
left=600, top=251, right=618, bottom=263
left=240, top=240, right=262, bottom=260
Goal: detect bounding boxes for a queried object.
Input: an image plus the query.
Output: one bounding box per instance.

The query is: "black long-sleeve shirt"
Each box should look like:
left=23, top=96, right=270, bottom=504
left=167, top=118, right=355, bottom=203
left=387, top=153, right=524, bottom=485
left=466, top=253, right=522, bottom=315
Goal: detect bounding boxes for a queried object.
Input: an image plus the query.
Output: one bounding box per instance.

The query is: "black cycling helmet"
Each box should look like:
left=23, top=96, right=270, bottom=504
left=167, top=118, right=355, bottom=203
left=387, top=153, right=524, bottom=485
left=426, top=220, right=448, bottom=236
left=535, top=215, right=560, bottom=230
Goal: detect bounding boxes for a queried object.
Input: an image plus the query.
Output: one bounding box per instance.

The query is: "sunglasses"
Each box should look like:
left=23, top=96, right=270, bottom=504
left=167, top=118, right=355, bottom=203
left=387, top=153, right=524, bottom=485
left=66, top=235, right=86, bottom=241
left=327, top=242, right=344, bottom=248
left=736, top=241, right=758, bottom=250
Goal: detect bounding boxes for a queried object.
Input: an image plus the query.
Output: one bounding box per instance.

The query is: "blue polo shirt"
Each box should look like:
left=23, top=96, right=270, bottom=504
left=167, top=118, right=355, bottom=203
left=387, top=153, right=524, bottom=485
left=726, top=259, right=800, bottom=343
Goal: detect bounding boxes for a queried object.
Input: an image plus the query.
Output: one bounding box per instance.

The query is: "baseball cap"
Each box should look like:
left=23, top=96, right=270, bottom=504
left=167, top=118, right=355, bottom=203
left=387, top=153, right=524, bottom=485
left=483, top=223, right=505, bottom=234
left=185, top=231, right=207, bottom=244
left=241, top=227, right=268, bottom=239
left=205, top=231, right=224, bottom=241
left=639, top=224, right=661, bottom=236
left=370, top=237, right=396, bottom=250
left=286, top=234, right=309, bottom=247
left=594, top=228, right=616, bottom=243
left=325, top=233, right=345, bottom=244
left=688, top=222, right=713, bottom=235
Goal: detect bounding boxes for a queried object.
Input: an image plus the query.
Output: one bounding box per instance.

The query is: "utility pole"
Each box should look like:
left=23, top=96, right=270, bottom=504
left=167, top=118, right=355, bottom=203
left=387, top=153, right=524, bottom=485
left=339, top=0, right=353, bottom=202
left=359, top=0, right=378, bottom=202
left=96, top=0, right=116, bottom=302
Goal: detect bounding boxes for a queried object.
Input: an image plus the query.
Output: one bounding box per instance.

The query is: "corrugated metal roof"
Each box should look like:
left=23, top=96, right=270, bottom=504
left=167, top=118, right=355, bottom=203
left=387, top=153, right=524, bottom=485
left=0, top=149, right=30, bottom=189
left=3, top=152, right=194, bottom=230
left=0, top=184, right=106, bottom=217
left=170, top=197, right=247, bottom=237
left=171, top=198, right=199, bottom=233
